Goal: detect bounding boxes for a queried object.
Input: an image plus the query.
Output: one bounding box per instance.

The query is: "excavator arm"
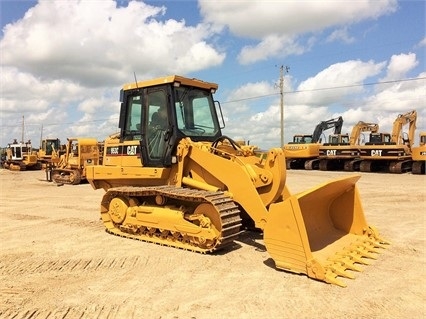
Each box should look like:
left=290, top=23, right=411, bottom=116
left=349, top=121, right=379, bottom=145
left=312, top=116, right=343, bottom=142
left=391, top=110, right=417, bottom=147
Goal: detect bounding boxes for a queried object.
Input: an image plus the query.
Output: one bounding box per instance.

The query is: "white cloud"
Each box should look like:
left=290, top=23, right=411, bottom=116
left=0, top=0, right=225, bottom=87
left=292, top=59, right=386, bottom=106
left=200, top=0, right=397, bottom=38
left=227, top=81, right=276, bottom=103
left=1, top=67, right=86, bottom=113
left=417, top=37, right=426, bottom=47
left=238, top=35, right=311, bottom=65
left=381, top=52, right=418, bottom=81
left=326, top=28, right=356, bottom=44
left=200, top=0, right=397, bottom=63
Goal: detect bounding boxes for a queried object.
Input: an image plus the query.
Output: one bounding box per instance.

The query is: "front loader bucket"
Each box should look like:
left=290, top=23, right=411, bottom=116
left=264, top=175, right=388, bottom=287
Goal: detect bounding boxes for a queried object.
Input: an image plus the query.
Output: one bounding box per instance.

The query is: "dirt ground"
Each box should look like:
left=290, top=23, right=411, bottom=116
left=0, top=168, right=424, bottom=319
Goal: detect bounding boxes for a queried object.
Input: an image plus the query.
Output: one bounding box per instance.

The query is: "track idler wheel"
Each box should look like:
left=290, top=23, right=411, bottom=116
left=108, top=197, right=129, bottom=224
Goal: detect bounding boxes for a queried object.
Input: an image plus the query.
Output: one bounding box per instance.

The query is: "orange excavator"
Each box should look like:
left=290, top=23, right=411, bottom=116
left=359, top=110, right=417, bottom=173
left=318, top=121, right=379, bottom=171
left=283, top=117, right=343, bottom=170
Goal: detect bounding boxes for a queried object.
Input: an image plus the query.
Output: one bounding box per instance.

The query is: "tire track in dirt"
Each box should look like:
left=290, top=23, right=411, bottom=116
left=8, top=214, right=47, bottom=221
left=0, top=256, right=143, bottom=276
left=0, top=304, right=137, bottom=319
left=50, top=217, right=103, bottom=229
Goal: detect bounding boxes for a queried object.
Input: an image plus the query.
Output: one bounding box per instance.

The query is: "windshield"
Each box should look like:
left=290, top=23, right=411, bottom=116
left=174, top=86, right=220, bottom=137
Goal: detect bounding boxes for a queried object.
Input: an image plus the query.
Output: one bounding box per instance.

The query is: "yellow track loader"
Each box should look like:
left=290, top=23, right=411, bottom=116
left=86, top=75, right=388, bottom=287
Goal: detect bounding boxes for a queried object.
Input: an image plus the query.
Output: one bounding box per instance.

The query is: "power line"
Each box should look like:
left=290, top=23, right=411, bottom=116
left=287, top=77, right=426, bottom=94
left=222, top=76, right=426, bottom=104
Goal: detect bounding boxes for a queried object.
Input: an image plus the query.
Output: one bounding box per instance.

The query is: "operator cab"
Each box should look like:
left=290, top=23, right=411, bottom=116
left=291, top=135, right=313, bottom=144
left=7, top=139, right=32, bottom=161
left=367, top=133, right=393, bottom=145
left=327, top=134, right=350, bottom=145
left=118, top=76, right=223, bottom=167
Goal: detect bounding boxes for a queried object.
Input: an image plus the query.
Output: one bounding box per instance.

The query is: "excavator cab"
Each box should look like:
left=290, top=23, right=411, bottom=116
left=368, top=132, right=392, bottom=145
left=326, top=134, right=350, bottom=145
left=291, top=135, right=314, bottom=144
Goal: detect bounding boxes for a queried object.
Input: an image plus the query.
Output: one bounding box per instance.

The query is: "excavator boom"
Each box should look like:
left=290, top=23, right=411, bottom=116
left=312, top=116, right=343, bottom=143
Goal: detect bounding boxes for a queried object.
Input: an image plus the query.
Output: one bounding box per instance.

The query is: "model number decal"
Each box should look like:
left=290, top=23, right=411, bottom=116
left=110, top=147, right=119, bottom=155
left=106, top=145, right=140, bottom=156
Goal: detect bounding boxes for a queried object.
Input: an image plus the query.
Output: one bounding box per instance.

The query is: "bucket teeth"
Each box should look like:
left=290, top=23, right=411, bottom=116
left=354, top=247, right=377, bottom=260
left=359, top=239, right=381, bottom=253
left=340, top=258, right=363, bottom=272
left=335, top=250, right=369, bottom=266
left=366, top=238, right=389, bottom=249
left=324, top=271, right=347, bottom=288
left=321, top=234, right=391, bottom=287
left=346, top=250, right=370, bottom=265
left=331, top=265, right=355, bottom=279
left=344, top=239, right=386, bottom=261
left=378, top=238, right=391, bottom=245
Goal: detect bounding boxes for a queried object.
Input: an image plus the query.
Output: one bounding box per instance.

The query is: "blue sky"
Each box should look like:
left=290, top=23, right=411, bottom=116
left=0, top=0, right=425, bottom=149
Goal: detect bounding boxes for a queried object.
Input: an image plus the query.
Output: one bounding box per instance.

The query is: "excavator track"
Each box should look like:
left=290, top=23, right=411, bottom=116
left=304, top=159, right=319, bottom=170
left=389, top=160, right=413, bottom=174
left=343, top=159, right=362, bottom=171
left=412, top=161, right=425, bottom=175
left=100, top=185, right=243, bottom=253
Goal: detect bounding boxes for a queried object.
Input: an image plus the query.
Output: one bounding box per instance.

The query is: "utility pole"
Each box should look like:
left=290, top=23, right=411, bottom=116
left=279, top=65, right=290, bottom=147
left=40, top=124, right=44, bottom=148
left=21, top=115, right=25, bottom=143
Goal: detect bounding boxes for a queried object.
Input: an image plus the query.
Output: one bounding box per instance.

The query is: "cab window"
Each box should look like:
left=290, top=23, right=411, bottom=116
left=124, top=95, right=143, bottom=140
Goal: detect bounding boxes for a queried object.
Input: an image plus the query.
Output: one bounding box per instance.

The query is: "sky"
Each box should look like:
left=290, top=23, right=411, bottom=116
left=0, top=0, right=425, bottom=150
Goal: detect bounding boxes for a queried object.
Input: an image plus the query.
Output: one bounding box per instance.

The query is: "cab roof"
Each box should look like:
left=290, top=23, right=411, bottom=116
left=123, top=75, right=218, bottom=92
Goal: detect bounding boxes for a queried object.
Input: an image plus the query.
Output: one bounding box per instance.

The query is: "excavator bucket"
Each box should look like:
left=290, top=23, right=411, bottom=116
left=264, top=175, right=389, bottom=287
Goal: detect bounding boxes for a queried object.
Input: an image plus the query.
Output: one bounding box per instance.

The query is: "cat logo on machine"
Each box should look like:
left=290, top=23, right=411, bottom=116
left=326, top=150, right=337, bottom=156
left=371, top=150, right=383, bottom=156
left=127, top=145, right=138, bottom=155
